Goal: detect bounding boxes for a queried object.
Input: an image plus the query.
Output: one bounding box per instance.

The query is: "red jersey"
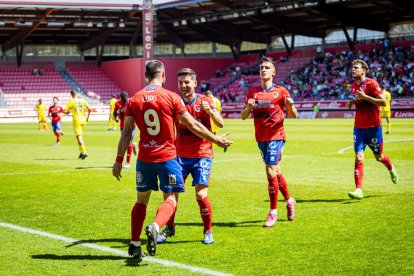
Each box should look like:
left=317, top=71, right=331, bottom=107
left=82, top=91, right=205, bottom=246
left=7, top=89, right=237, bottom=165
left=114, top=99, right=127, bottom=129
left=245, top=85, right=291, bottom=142
left=125, top=85, right=187, bottom=162
left=351, top=78, right=383, bottom=128
left=175, top=94, right=214, bottom=158
left=48, top=105, right=64, bottom=123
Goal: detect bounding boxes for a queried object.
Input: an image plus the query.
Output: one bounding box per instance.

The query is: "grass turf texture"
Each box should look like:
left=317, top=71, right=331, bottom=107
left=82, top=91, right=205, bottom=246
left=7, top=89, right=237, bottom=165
left=0, top=119, right=413, bottom=275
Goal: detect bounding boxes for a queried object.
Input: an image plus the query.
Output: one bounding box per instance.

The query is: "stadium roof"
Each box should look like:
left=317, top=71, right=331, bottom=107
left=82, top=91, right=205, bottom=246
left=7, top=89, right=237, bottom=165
left=0, top=0, right=413, bottom=55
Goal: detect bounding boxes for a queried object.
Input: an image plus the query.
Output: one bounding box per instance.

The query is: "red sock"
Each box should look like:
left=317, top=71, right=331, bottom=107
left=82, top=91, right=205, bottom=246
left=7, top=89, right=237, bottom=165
left=354, top=161, right=364, bottom=189
left=56, top=131, right=61, bottom=143
left=197, top=197, right=212, bottom=232
left=131, top=203, right=147, bottom=241
left=381, top=154, right=393, bottom=170
left=277, top=174, right=291, bottom=200
left=166, top=205, right=177, bottom=229
left=127, top=144, right=133, bottom=163
left=154, top=198, right=176, bottom=228
left=267, top=177, right=279, bottom=209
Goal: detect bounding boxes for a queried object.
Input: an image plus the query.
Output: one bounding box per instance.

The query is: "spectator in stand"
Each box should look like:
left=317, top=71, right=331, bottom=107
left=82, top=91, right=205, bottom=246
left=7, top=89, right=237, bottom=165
left=32, top=67, right=38, bottom=76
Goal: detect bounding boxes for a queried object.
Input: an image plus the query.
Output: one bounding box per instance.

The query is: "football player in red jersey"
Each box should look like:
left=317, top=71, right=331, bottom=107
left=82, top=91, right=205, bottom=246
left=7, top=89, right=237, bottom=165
left=346, top=59, right=398, bottom=200
left=112, top=60, right=232, bottom=261
left=241, top=56, right=297, bottom=227
left=48, top=97, right=64, bottom=145
left=157, top=68, right=224, bottom=245
left=114, top=91, right=137, bottom=168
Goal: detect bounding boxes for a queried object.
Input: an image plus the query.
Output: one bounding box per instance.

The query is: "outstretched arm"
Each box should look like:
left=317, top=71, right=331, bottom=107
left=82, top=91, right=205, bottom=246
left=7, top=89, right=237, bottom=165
left=179, top=112, right=232, bottom=149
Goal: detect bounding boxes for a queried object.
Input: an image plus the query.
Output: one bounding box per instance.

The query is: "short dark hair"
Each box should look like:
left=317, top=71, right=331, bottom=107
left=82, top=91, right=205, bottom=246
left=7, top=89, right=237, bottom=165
left=177, top=68, right=197, bottom=80
left=145, top=60, right=164, bottom=81
left=120, top=91, right=128, bottom=103
left=53, top=97, right=59, bottom=101
left=380, top=85, right=386, bottom=90
left=70, top=90, right=77, bottom=97
left=259, top=56, right=276, bottom=67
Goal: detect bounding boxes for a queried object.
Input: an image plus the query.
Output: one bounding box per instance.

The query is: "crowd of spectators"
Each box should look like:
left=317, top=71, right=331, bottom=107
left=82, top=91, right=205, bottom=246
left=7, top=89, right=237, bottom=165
left=208, top=39, right=414, bottom=104
left=282, top=40, right=414, bottom=101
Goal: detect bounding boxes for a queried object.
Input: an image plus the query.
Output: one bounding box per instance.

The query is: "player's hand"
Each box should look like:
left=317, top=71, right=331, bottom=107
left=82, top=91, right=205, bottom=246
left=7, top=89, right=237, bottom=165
left=247, top=98, right=255, bottom=108
left=112, top=163, right=123, bottom=181
left=201, top=100, right=211, bottom=111
left=285, top=96, right=294, bottom=108
left=355, top=89, right=366, bottom=100
left=215, top=132, right=233, bottom=149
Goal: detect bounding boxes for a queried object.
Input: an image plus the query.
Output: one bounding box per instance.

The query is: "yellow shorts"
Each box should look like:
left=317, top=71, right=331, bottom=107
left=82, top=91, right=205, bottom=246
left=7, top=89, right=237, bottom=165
left=380, top=110, right=391, bottom=118
left=73, top=123, right=85, bottom=136
left=38, top=114, right=46, bottom=122
left=211, top=123, right=219, bottom=134
left=109, top=113, right=116, bottom=120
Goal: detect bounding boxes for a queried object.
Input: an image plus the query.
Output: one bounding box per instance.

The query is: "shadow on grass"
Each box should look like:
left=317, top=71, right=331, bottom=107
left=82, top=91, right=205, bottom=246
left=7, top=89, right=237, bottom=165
left=66, top=238, right=130, bottom=248
left=75, top=166, right=113, bottom=170
left=32, top=254, right=148, bottom=267
left=34, top=158, right=70, bottom=161
left=176, top=220, right=262, bottom=228
left=32, top=254, right=125, bottom=260
left=263, top=195, right=379, bottom=205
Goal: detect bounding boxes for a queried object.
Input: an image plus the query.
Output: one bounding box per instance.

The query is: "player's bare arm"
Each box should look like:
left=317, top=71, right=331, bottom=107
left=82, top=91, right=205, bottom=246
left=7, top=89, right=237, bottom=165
left=112, top=116, right=134, bottom=180
left=356, top=89, right=386, bottom=106
left=285, top=97, right=298, bottom=118
left=241, top=98, right=255, bottom=120
left=179, top=112, right=233, bottom=149
left=201, top=100, right=224, bottom=128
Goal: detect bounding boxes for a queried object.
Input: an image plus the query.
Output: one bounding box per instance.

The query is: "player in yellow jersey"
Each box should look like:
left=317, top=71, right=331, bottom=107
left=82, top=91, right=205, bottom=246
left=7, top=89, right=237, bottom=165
left=380, top=85, right=392, bottom=134
left=34, top=99, right=48, bottom=130
left=108, top=94, right=118, bottom=131
left=206, top=90, right=222, bottom=151
left=64, top=90, right=91, bottom=159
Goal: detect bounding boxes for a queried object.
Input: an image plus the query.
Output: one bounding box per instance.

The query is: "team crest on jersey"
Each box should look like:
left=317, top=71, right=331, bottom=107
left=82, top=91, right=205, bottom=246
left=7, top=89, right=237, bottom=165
left=145, top=86, right=156, bottom=92
left=272, top=92, right=279, bottom=98
left=200, top=159, right=209, bottom=168
left=194, top=105, right=201, bottom=112
left=136, top=171, right=143, bottom=183
left=253, top=93, right=258, bottom=99
left=169, top=174, right=177, bottom=185
left=360, top=85, right=366, bottom=91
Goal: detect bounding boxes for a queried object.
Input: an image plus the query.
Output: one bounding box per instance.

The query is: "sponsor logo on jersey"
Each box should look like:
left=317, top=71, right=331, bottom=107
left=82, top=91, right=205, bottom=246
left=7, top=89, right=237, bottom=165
left=142, top=139, right=163, bottom=148
left=254, top=100, right=274, bottom=108
left=145, top=86, right=156, bottom=92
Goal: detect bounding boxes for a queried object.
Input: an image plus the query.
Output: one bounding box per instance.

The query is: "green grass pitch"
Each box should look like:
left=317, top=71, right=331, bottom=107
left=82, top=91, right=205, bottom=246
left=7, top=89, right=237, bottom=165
left=1, top=118, right=413, bottom=275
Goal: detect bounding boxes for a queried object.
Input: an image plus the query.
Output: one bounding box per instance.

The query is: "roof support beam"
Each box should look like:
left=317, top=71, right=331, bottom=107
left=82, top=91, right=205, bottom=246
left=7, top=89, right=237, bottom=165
left=159, top=22, right=184, bottom=49
left=342, top=25, right=354, bottom=51
left=2, top=8, right=53, bottom=52
left=80, top=10, right=138, bottom=52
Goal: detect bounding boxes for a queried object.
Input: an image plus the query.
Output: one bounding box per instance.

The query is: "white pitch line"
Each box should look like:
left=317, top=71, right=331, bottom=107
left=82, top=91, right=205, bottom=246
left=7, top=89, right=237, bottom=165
left=337, top=138, right=414, bottom=154
left=0, top=167, right=108, bottom=176
left=0, top=222, right=234, bottom=276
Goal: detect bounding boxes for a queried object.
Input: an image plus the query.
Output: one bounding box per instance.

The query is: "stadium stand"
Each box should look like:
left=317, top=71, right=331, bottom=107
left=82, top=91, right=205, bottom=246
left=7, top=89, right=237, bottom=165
left=0, top=62, right=73, bottom=108
left=65, top=62, right=123, bottom=104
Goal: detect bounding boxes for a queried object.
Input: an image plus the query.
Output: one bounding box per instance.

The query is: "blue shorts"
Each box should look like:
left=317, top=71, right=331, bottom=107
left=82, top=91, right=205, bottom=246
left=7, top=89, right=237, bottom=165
left=177, top=157, right=212, bottom=186
left=354, top=127, right=383, bottom=155
left=52, top=122, right=61, bottom=133
left=121, top=127, right=136, bottom=140
left=258, top=140, right=285, bottom=165
left=135, top=159, right=185, bottom=194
